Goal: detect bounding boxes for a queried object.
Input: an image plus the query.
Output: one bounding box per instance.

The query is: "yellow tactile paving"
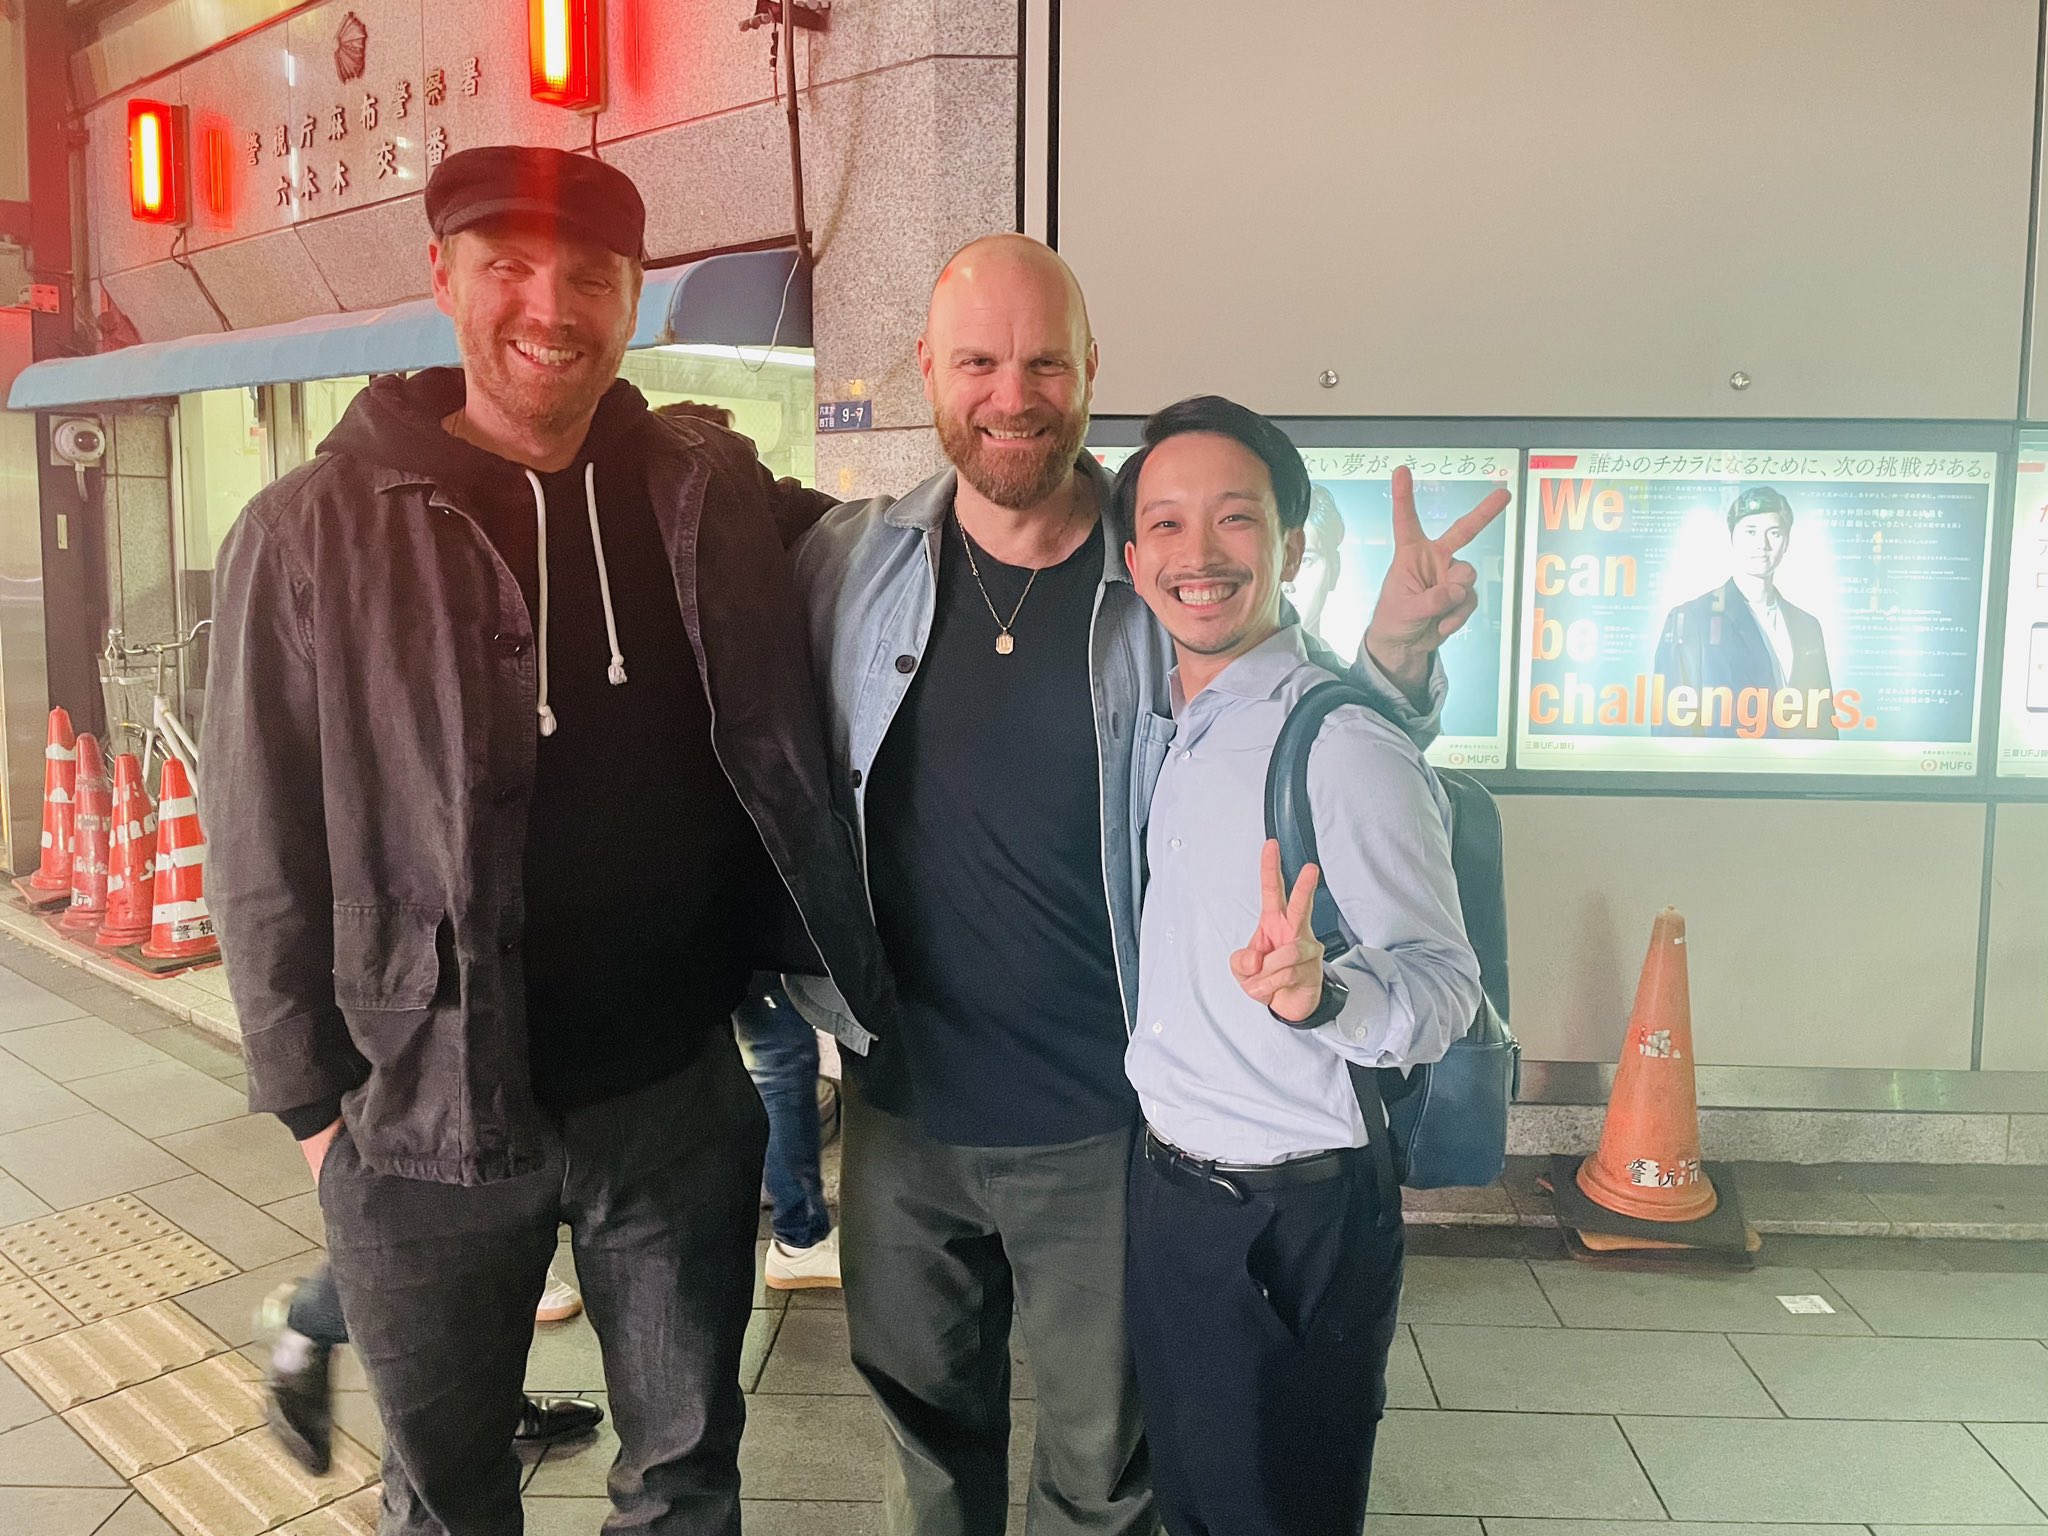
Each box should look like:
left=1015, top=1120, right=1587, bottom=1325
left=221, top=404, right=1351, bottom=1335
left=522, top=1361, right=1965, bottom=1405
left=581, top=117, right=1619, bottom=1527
left=0, top=1194, right=179, bottom=1275
left=4, top=1298, right=226, bottom=1411
left=37, top=1232, right=238, bottom=1323
left=276, top=1486, right=383, bottom=1536
left=135, top=1427, right=378, bottom=1536
left=64, top=1352, right=267, bottom=1478
left=0, top=1273, right=79, bottom=1349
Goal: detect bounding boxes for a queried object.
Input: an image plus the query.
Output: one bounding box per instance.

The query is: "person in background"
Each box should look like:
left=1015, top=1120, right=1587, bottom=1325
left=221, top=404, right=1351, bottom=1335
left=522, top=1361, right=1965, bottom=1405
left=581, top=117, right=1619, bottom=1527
left=653, top=404, right=845, bottom=1293
left=255, top=1265, right=601, bottom=1476
left=1652, top=484, right=1836, bottom=738
left=732, top=973, right=842, bottom=1289
left=1115, top=396, right=1480, bottom=1536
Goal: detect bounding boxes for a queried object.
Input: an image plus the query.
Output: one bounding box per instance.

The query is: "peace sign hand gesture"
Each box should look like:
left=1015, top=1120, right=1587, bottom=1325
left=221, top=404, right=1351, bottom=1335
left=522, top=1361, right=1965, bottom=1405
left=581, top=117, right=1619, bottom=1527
left=1231, top=839, right=1326, bottom=1024
left=1362, top=465, right=1512, bottom=701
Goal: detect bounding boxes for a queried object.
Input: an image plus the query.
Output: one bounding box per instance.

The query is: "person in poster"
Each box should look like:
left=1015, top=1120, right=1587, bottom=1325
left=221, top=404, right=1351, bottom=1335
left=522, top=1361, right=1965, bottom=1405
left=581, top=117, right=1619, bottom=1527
left=1651, top=485, right=1837, bottom=739
left=1288, top=485, right=1346, bottom=636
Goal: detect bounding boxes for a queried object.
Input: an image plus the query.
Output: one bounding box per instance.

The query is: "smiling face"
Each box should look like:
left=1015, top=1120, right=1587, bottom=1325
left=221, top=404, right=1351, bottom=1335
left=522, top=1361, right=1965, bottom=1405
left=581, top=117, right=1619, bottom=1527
left=431, top=215, right=641, bottom=441
left=1125, top=432, right=1305, bottom=671
left=919, top=236, right=1097, bottom=511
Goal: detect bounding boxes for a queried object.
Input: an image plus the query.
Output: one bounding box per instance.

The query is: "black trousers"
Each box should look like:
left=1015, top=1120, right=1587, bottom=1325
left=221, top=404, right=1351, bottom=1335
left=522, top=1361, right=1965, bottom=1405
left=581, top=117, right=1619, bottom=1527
left=320, top=1035, right=767, bottom=1536
left=1124, top=1147, right=1404, bottom=1536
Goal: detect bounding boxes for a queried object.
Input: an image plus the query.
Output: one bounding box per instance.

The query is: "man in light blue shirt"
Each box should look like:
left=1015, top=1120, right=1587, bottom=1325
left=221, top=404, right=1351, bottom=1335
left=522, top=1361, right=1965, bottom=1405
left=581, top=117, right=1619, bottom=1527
left=1117, top=396, right=1483, bottom=1536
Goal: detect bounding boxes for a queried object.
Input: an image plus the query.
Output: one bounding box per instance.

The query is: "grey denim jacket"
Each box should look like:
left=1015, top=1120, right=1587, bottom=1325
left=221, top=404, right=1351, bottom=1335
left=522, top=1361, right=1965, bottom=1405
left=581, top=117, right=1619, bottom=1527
left=784, top=452, right=1443, bottom=1049
left=200, top=410, right=901, bottom=1186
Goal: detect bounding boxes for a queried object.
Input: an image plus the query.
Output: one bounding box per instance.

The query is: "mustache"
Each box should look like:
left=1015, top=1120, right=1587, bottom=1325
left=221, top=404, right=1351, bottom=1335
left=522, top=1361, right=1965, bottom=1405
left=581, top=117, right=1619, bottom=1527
left=969, top=411, right=1057, bottom=433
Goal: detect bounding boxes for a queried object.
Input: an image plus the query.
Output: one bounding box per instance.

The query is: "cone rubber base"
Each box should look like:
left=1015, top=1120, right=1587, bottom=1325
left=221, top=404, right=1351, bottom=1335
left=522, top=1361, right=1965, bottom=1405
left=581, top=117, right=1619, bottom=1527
left=1547, top=1154, right=1754, bottom=1260
left=111, top=941, right=219, bottom=978
left=10, top=878, right=70, bottom=913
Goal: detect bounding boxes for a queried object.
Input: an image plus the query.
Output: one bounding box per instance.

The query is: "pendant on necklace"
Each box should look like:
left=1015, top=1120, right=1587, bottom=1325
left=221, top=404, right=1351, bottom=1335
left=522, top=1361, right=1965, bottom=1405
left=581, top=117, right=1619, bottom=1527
left=995, top=632, right=1016, bottom=656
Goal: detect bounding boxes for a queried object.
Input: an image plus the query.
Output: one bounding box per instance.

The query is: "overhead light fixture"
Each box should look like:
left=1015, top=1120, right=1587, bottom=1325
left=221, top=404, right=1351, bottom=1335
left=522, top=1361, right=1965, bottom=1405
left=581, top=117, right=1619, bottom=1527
left=128, top=99, right=188, bottom=225
left=529, top=0, right=605, bottom=112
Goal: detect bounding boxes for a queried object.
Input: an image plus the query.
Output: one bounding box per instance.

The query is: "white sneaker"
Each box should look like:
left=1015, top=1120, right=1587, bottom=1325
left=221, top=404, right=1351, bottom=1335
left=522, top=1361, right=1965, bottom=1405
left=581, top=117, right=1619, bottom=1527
left=535, top=1269, right=583, bottom=1323
left=764, top=1227, right=841, bottom=1291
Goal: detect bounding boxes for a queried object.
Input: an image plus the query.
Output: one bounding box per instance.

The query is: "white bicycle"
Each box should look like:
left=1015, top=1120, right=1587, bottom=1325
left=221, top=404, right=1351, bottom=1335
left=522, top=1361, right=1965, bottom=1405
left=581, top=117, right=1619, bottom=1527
left=101, top=620, right=210, bottom=792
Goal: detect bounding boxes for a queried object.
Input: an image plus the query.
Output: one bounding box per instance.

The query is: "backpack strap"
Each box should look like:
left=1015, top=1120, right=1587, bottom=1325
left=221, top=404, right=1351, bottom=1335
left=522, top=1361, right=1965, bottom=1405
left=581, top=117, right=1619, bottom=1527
left=1263, top=677, right=1405, bottom=1230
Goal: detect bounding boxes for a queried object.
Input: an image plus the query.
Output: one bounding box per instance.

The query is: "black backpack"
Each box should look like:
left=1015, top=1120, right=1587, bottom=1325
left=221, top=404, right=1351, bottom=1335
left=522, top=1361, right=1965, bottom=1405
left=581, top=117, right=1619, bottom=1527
left=1263, top=679, right=1522, bottom=1219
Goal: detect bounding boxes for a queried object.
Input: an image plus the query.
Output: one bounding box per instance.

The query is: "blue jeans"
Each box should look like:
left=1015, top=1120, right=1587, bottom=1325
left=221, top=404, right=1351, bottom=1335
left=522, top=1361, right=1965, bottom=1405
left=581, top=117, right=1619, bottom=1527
left=734, top=974, right=833, bottom=1249
left=287, top=1262, right=348, bottom=1347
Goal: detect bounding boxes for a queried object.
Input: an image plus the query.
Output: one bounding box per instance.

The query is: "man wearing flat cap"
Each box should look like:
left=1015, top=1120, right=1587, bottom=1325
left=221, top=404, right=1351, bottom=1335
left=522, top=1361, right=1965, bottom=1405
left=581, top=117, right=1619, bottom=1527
left=202, top=145, right=898, bottom=1534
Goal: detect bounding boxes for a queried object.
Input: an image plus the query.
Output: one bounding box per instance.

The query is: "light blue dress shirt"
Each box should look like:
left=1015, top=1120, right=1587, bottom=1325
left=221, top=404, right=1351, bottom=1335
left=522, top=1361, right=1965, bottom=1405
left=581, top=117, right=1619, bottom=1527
left=1126, top=626, right=1483, bottom=1165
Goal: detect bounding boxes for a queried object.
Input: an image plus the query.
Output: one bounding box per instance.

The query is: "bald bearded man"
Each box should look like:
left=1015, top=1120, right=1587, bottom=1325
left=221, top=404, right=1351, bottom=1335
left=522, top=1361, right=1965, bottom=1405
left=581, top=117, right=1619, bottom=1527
left=788, top=236, right=1501, bottom=1536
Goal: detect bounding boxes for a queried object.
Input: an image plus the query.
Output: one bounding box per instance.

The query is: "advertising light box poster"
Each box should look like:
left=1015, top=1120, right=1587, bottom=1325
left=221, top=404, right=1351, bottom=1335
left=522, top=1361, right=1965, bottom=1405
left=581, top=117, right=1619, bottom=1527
left=1999, top=447, right=2048, bottom=778
left=1516, top=448, right=1997, bottom=777
left=1093, top=444, right=1519, bottom=768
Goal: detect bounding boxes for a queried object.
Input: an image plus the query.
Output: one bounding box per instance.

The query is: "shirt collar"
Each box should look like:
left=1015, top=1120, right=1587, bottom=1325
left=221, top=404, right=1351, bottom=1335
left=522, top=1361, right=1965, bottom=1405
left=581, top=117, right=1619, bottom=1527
left=888, top=453, right=1126, bottom=589
left=1170, top=625, right=1309, bottom=717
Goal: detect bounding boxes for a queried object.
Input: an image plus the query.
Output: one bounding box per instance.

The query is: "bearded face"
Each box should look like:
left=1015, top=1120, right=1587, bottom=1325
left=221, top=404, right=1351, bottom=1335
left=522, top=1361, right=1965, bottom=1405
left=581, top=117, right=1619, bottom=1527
left=436, top=218, right=639, bottom=440
left=934, top=392, right=1091, bottom=511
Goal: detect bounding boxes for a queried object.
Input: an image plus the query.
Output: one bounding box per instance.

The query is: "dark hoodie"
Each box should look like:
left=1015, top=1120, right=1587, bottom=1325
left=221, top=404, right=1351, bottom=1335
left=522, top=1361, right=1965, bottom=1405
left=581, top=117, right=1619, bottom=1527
left=290, top=368, right=773, bottom=1123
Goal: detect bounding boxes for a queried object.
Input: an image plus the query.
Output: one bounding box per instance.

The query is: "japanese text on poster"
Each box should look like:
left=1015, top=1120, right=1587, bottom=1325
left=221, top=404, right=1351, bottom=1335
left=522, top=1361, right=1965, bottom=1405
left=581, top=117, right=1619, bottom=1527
left=1516, top=450, right=1996, bottom=777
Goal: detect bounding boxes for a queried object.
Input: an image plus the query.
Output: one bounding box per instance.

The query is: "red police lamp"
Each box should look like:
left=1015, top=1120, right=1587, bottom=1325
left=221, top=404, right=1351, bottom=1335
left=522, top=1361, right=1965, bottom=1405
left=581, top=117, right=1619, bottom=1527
left=128, top=99, right=188, bottom=225
left=529, top=0, right=605, bottom=112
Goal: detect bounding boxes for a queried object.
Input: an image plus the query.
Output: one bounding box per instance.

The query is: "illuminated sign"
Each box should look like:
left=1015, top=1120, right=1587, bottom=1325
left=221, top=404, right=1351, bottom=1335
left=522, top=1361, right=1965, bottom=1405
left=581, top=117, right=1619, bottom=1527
left=1516, top=448, right=1997, bottom=777
left=1997, top=445, right=2048, bottom=778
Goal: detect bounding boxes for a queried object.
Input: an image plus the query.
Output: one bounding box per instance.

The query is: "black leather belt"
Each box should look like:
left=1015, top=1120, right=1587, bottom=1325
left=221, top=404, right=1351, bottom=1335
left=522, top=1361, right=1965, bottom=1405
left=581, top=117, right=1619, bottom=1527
left=1142, top=1128, right=1356, bottom=1203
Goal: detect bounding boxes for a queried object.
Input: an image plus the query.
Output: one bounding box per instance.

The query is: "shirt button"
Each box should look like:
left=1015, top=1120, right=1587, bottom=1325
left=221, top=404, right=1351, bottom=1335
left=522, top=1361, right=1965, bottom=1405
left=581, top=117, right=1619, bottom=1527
left=1151, top=1022, right=1163, bottom=1034
left=1178, top=750, right=1192, bottom=762
left=498, top=937, right=519, bottom=956
left=492, top=784, right=521, bottom=806
left=1170, top=837, right=1183, bottom=850
left=894, top=654, right=917, bottom=675
left=849, top=768, right=864, bottom=789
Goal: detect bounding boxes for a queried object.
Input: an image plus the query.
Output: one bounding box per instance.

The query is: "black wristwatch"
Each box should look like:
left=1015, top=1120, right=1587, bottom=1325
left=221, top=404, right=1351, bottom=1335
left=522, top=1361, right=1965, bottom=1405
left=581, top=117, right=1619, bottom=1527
left=1273, top=972, right=1348, bottom=1031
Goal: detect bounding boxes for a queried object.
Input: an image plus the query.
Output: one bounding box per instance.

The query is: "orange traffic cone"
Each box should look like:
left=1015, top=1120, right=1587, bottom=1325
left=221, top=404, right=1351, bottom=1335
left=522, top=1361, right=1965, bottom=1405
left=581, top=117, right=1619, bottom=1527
left=13, top=708, right=77, bottom=910
left=95, top=753, right=157, bottom=949
left=1574, top=907, right=1719, bottom=1224
left=58, top=735, right=111, bottom=933
left=133, top=758, right=218, bottom=968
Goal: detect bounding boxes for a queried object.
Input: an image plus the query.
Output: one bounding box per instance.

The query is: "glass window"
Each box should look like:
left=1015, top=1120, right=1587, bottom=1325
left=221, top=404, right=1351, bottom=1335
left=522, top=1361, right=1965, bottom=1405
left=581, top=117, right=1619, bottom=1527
left=618, top=344, right=816, bottom=486
left=301, top=375, right=372, bottom=458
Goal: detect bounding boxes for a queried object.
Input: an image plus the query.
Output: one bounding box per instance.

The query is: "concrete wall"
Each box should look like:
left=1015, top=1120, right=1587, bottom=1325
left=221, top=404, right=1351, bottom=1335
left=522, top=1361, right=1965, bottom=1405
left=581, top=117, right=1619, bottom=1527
left=78, top=0, right=1021, bottom=498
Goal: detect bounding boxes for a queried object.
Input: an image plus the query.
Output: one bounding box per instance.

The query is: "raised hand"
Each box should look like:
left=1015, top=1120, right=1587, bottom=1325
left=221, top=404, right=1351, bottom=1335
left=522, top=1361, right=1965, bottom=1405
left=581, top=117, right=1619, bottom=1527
left=1363, top=465, right=1512, bottom=698
left=1230, top=839, right=1327, bottom=1024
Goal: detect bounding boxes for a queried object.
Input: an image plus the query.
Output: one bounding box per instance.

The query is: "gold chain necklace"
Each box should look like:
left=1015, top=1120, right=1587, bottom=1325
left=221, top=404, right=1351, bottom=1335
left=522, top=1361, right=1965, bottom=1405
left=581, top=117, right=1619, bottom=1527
left=954, top=493, right=1080, bottom=656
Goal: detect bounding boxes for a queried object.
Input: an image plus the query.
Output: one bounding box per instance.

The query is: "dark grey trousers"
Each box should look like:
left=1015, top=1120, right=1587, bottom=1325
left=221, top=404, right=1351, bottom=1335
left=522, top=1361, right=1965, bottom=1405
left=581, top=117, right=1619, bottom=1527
left=840, top=1084, right=1156, bottom=1536
left=320, top=1035, right=768, bottom=1536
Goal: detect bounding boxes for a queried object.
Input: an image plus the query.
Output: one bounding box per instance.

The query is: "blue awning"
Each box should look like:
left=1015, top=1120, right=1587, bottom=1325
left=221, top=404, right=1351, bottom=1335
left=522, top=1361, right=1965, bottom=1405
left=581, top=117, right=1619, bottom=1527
left=6, top=248, right=809, bottom=412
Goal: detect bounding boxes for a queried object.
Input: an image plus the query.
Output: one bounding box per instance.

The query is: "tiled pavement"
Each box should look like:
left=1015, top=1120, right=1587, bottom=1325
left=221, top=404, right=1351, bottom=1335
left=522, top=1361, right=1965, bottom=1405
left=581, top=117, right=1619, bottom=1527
left=0, top=938, right=2043, bottom=1534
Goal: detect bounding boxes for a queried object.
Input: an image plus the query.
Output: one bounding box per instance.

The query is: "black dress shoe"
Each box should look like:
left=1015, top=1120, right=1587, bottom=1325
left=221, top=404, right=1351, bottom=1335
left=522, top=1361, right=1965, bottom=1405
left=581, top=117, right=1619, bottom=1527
left=513, top=1395, right=604, bottom=1445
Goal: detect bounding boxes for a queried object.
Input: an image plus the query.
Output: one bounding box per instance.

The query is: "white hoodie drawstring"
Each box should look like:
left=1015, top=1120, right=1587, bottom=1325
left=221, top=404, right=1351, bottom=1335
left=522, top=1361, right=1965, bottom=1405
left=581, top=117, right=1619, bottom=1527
left=525, top=463, right=629, bottom=740
left=584, top=462, right=628, bottom=687
left=526, top=470, right=557, bottom=737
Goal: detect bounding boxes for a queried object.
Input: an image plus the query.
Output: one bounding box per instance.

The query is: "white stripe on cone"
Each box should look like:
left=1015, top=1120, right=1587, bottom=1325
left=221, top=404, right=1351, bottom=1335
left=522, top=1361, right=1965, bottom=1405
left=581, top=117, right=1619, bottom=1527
left=155, top=841, right=207, bottom=870
left=46, top=743, right=75, bottom=761
left=159, top=796, right=197, bottom=817
left=151, top=898, right=210, bottom=923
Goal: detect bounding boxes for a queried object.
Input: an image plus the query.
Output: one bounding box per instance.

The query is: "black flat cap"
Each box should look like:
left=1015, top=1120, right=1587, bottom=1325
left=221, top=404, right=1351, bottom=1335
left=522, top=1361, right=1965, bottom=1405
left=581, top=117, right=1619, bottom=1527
left=425, top=145, right=645, bottom=260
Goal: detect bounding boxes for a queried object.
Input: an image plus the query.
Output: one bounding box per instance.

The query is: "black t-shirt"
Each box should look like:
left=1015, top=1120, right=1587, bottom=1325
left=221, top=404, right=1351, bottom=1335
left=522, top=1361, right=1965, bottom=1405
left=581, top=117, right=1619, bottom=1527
left=504, top=455, right=770, bottom=1113
left=862, top=513, right=1136, bottom=1147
